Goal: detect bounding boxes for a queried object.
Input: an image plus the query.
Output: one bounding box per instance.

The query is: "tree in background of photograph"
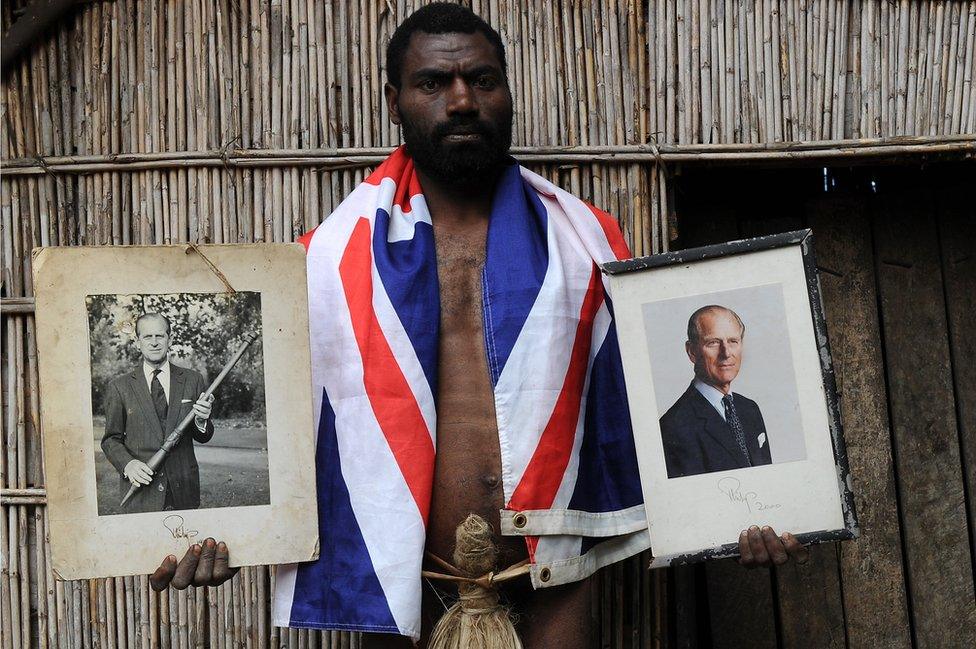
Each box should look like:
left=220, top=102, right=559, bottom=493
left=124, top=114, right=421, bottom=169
left=87, top=292, right=264, bottom=419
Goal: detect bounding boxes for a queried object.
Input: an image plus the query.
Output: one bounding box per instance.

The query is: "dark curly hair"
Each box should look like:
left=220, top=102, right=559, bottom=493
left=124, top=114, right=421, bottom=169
left=386, top=2, right=507, bottom=89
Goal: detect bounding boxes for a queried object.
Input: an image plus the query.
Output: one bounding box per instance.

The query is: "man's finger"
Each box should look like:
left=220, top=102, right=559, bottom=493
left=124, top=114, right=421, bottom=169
left=737, top=529, right=754, bottom=566
left=747, top=526, right=769, bottom=566
left=193, top=538, right=217, bottom=586
left=762, top=526, right=788, bottom=565
left=782, top=532, right=810, bottom=564
left=170, top=545, right=202, bottom=590
left=211, top=542, right=239, bottom=585
left=150, top=555, right=178, bottom=591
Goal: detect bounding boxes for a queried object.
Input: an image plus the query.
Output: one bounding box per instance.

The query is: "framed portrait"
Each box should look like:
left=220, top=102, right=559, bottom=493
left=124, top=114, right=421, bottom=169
left=33, top=244, right=318, bottom=580
left=604, top=230, right=858, bottom=566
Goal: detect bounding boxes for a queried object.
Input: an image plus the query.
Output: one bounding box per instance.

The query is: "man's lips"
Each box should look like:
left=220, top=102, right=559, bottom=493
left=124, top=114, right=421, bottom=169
left=442, top=132, right=485, bottom=142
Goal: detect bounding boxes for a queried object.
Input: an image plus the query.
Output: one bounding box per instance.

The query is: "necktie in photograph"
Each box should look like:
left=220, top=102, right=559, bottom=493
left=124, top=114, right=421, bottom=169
left=722, top=394, right=752, bottom=466
left=150, top=369, right=168, bottom=423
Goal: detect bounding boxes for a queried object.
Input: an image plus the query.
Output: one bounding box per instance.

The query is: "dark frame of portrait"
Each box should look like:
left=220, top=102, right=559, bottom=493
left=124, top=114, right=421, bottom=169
left=604, top=230, right=859, bottom=565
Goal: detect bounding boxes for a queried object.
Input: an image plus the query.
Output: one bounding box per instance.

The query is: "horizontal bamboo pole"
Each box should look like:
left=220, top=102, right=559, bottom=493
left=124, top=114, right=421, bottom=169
left=0, top=298, right=35, bottom=314
left=3, top=136, right=974, bottom=176
left=0, top=488, right=46, bottom=498
left=1, top=488, right=46, bottom=505
left=0, top=496, right=46, bottom=505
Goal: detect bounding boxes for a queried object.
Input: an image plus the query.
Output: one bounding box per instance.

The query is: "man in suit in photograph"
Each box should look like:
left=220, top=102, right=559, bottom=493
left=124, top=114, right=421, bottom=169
left=101, top=312, right=216, bottom=513
left=660, top=305, right=772, bottom=478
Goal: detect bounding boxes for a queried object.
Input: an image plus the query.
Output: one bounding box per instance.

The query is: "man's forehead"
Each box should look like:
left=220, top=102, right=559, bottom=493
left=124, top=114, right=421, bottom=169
left=699, top=311, right=740, bottom=332
left=139, top=319, right=167, bottom=333
left=403, top=31, right=502, bottom=72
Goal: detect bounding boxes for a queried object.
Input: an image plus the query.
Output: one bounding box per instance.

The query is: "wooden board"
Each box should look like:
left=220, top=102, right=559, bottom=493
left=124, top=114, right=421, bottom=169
left=872, top=171, right=976, bottom=647
left=807, top=194, right=912, bottom=649
left=674, top=179, right=780, bottom=649
left=936, top=168, right=976, bottom=567
left=705, top=560, right=776, bottom=649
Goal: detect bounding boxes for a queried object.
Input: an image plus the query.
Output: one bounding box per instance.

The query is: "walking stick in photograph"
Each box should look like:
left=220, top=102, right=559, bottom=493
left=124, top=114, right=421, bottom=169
left=120, top=333, right=258, bottom=507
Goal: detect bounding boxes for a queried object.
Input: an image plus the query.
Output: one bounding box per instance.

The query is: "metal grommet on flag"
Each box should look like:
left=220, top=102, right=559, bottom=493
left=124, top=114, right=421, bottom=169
left=539, top=567, right=551, bottom=583
left=512, top=512, right=527, bottom=528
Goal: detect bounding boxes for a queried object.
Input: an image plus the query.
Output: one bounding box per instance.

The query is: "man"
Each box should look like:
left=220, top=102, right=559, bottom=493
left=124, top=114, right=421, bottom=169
left=150, top=5, right=808, bottom=646
left=101, top=312, right=215, bottom=513
left=660, top=305, right=772, bottom=478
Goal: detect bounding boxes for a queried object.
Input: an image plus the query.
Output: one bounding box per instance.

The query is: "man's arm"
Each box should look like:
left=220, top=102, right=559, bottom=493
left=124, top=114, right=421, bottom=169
left=189, top=373, right=215, bottom=443
left=660, top=414, right=705, bottom=479
left=101, top=381, right=137, bottom=474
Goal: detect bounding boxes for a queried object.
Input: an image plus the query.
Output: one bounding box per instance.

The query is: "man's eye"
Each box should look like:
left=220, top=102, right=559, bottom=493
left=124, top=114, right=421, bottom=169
left=419, top=79, right=439, bottom=91
left=475, top=75, right=497, bottom=89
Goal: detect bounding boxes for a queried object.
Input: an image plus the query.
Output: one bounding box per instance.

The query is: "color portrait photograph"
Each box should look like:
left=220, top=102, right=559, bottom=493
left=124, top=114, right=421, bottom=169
left=642, top=284, right=807, bottom=480
left=606, top=232, right=858, bottom=567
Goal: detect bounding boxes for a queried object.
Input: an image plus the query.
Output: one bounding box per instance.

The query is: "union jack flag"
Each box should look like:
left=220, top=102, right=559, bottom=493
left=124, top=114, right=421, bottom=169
left=273, top=147, right=648, bottom=640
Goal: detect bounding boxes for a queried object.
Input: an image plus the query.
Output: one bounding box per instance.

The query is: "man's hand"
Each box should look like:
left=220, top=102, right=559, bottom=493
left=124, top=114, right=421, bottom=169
left=123, top=459, right=154, bottom=486
left=738, top=526, right=809, bottom=568
left=192, top=392, right=214, bottom=428
left=149, top=538, right=238, bottom=591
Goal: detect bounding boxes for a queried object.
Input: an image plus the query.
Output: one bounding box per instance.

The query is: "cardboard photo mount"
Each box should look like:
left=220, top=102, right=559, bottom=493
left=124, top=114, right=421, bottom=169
left=33, top=244, right=319, bottom=580
left=604, top=230, right=858, bottom=566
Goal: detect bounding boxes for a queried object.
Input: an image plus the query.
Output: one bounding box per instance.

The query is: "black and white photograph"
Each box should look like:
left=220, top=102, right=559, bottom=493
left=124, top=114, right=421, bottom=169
left=87, top=291, right=269, bottom=516
left=643, top=284, right=807, bottom=479
left=605, top=231, right=858, bottom=566
left=33, top=244, right=318, bottom=580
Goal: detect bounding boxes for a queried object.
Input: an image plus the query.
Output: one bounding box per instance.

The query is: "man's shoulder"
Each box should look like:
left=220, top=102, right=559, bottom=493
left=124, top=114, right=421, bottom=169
left=660, top=387, right=699, bottom=428
left=732, top=391, right=762, bottom=412
left=170, top=363, right=205, bottom=382
left=108, top=367, right=140, bottom=389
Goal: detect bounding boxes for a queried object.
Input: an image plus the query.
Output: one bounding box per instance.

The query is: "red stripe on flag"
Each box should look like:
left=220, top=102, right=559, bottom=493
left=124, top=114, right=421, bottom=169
left=339, top=217, right=435, bottom=524
left=586, top=203, right=632, bottom=261
left=297, top=226, right=317, bottom=251
left=363, top=146, right=422, bottom=214
left=507, top=264, right=604, bottom=513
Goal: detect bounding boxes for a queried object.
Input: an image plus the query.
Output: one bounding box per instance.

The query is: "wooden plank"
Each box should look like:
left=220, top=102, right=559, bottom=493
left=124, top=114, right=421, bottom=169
left=674, top=187, right=778, bottom=649
left=733, top=209, right=810, bottom=649
left=671, top=564, right=702, bottom=649
left=936, top=166, right=976, bottom=569
left=806, top=194, right=911, bottom=649
left=873, top=171, right=976, bottom=647
left=705, top=559, right=776, bottom=649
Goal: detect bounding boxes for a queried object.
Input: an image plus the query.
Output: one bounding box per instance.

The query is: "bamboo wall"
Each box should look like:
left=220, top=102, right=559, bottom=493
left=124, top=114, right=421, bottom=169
left=1, top=1, right=975, bottom=648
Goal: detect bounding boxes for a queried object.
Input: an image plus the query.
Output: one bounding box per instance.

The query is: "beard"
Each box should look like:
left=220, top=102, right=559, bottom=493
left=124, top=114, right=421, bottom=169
left=400, top=113, right=513, bottom=186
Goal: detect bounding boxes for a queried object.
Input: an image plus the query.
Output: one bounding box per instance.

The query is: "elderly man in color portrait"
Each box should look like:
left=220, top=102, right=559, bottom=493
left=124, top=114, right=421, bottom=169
left=660, top=305, right=773, bottom=478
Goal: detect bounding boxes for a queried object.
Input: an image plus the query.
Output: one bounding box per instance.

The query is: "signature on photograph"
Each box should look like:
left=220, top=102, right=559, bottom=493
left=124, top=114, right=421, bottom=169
left=717, top=476, right=781, bottom=514
left=162, top=514, right=199, bottom=545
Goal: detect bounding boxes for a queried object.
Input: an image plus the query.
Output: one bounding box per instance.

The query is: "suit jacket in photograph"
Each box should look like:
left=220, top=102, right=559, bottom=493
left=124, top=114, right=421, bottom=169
left=659, top=383, right=772, bottom=478
left=101, top=363, right=214, bottom=512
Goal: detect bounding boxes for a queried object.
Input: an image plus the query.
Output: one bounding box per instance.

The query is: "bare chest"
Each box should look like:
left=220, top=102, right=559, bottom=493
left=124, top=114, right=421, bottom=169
left=427, top=223, right=525, bottom=566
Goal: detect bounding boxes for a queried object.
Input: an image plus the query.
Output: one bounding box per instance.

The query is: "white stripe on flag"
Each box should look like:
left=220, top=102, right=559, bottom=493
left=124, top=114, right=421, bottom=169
left=369, top=242, right=437, bottom=448
left=496, top=201, right=594, bottom=503
left=304, top=204, right=426, bottom=638
left=548, top=301, right=613, bottom=510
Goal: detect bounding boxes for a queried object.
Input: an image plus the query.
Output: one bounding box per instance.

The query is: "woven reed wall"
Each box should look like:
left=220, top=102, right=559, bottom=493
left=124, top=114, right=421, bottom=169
left=1, top=1, right=974, bottom=648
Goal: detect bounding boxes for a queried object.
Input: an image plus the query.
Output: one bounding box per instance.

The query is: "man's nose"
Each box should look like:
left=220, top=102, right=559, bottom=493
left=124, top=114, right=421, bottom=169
left=446, top=77, right=477, bottom=115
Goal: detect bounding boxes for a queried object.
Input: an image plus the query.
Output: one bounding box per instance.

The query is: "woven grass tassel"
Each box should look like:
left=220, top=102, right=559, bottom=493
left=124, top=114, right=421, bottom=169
left=427, top=514, right=523, bottom=649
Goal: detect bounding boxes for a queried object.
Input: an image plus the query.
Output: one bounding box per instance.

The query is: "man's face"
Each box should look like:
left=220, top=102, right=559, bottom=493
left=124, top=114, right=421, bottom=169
left=136, top=318, right=170, bottom=365
left=685, top=311, right=743, bottom=393
left=385, top=31, right=513, bottom=185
